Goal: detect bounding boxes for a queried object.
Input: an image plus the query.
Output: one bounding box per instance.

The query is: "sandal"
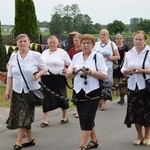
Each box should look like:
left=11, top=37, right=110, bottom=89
left=87, top=140, right=98, bottom=149
left=22, top=139, right=35, bottom=148
left=79, top=146, right=87, bottom=150
left=40, top=122, right=49, bottom=128
left=60, top=118, right=69, bottom=124
left=14, top=144, right=22, bottom=150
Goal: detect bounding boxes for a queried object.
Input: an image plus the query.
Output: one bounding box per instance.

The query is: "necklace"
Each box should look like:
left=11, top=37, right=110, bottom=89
left=100, top=42, right=107, bottom=48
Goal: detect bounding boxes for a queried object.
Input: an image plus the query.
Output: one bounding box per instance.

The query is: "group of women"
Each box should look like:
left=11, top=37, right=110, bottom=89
left=4, top=30, right=150, bottom=150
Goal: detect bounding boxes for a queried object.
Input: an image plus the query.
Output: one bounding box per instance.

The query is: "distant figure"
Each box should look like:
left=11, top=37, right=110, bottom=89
left=94, top=29, right=120, bottom=110
left=113, top=33, right=129, bottom=104
left=121, top=30, right=150, bottom=146
left=68, top=33, right=82, bottom=118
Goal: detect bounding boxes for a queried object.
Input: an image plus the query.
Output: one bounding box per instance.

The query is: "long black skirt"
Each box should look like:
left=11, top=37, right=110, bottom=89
left=124, top=88, right=150, bottom=128
left=41, top=75, right=69, bottom=112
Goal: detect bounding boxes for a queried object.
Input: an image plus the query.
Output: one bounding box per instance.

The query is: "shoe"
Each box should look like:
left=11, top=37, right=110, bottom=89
left=14, top=145, right=22, bottom=150
left=143, top=139, right=150, bottom=146
left=60, top=118, right=69, bottom=124
left=40, top=122, right=49, bottom=128
left=118, top=97, right=124, bottom=104
left=87, top=140, right=98, bottom=149
left=133, top=139, right=143, bottom=145
left=79, top=146, right=87, bottom=150
left=22, top=139, right=35, bottom=148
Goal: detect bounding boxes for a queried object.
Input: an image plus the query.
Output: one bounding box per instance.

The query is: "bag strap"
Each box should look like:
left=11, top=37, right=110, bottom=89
left=17, top=54, right=30, bottom=90
left=93, top=54, right=98, bottom=71
left=142, top=50, right=149, bottom=79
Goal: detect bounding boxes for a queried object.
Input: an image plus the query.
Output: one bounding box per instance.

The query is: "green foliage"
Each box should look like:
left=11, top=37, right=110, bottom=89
left=14, top=0, right=38, bottom=42
left=137, top=19, right=150, bottom=34
left=107, top=20, right=126, bottom=35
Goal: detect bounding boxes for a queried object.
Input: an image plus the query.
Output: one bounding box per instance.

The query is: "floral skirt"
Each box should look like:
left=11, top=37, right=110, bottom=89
left=124, top=88, right=150, bottom=128
left=6, top=91, right=35, bottom=130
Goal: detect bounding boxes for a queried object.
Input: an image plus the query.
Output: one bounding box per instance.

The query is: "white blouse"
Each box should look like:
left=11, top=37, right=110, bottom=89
left=94, top=40, right=117, bottom=68
left=68, top=50, right=108, bottom=94
left=7, top=50, right=48, bottom=93
left=121, top=45, right=150, bottom=90
left=42, top=48, right=71, bottom=75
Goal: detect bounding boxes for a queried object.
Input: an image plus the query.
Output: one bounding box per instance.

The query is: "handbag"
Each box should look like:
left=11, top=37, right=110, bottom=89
left=93, top=54, right=112, bottom=100
left=142, top=50, right=150, bottom=91
left=17, top=55, right=44, bottom=106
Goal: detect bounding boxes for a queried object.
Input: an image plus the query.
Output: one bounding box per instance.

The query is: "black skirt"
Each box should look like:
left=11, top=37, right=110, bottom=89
left=41, top=75, right=69, bottom=112
left=124, top=88, right=150, bottom=128
left=6, top=91, right=35, bottom=130
left=75, top=88, right=100, bottom=130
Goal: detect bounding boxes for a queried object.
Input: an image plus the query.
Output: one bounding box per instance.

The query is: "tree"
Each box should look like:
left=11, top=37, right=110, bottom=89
left=14, top=0, right=38, bottom=42
left=137, top=19, right=150, bottom=33
left=107, top=20, right=125, bottom=34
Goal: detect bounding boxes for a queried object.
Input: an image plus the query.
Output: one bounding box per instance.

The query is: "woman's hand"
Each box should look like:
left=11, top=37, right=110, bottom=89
left=4, top=91, right=11, bottom=100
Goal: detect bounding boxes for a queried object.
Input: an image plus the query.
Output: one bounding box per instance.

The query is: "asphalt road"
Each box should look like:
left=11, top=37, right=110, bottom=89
left=0, top=100, right=149, bottom=150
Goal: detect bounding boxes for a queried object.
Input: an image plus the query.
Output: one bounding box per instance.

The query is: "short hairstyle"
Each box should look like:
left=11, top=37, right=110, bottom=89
left=100, top=29, right=109, bottom=36
left=47, top=35, right=59, bottom=43
left=133, top=30, right=147, bottom=40
left=80, top=34, right=95, bottom=46
left=115, top=33, right=123, bottom=38
left=16, top=34, right=30, bottom=41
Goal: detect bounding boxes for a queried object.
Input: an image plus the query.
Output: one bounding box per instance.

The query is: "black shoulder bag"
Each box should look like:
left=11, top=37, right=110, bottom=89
left=17, top=55, right=44, bottom=106
left=93, top=54, right=112, bottom=100
left=142, top=50, right=150, bottom=91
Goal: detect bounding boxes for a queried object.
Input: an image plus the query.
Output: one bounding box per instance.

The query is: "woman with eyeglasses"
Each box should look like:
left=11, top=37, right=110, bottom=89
left=66, top=34, right=107, bottom=150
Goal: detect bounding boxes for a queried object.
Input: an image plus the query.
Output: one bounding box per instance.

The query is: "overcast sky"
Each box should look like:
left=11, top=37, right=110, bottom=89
left=0, top=0, right=150, bottom=25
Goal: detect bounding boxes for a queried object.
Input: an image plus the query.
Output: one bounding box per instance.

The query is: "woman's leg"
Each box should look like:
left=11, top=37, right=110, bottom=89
left=43, top=112, right=49, bottom=123
left=89, top=127, right=98, bottom=142
left=135, top=123, right=143, bottom=140
left=144, top=127, right=150, bottom=139
left=25, top=129, right=35, bottom=141
left=79, top=130, right=91, bottom=147
left=15, top=128, right=25, bottom=146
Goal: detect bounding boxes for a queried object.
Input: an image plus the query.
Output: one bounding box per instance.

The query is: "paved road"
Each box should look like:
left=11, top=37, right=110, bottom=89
left=0, top=100, right=149, bottom=150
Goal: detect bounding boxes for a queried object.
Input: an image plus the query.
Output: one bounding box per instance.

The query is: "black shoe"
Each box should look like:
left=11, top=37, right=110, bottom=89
left=118, top=98, right=124, bottom=104
left=22, top=139, right=35, bottom=148
left=14, top=145, right=22, bottom=150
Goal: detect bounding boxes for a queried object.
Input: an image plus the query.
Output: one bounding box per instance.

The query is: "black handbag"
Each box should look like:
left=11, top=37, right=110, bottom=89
left=142, top=50, right=150, bottom=91
left=93, top=54, right=112, bottom=100
left=17, top=55, right=44, bottom=106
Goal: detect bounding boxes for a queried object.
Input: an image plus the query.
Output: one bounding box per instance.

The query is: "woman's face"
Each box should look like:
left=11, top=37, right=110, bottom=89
left=81, top=40, right=93, bottom=53
left=73, top=38, right=81, bottom=48
left=17, top=37, right=30, bottom=51
left=100, top=31, right=109, bottom=43
left=133, top=33, right=146, bottom=50
left=47, top=38, right=59, bottom=51
left=115, top=36, right=123, bottom=45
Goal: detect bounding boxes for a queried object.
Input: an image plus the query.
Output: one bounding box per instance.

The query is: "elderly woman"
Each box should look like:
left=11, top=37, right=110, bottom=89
left=41, top=35, right=71, bottom=127
left=5, top=34, right=48, bottom=150
left=66, top=34, right=107, bottom=150
left=121, top=30, right=150, bottom=146
left=94, top=29, right=120, bottom=110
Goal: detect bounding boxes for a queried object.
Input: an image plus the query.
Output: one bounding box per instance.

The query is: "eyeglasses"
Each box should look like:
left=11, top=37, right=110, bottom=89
left=80, top=74, right=88, bottom=85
